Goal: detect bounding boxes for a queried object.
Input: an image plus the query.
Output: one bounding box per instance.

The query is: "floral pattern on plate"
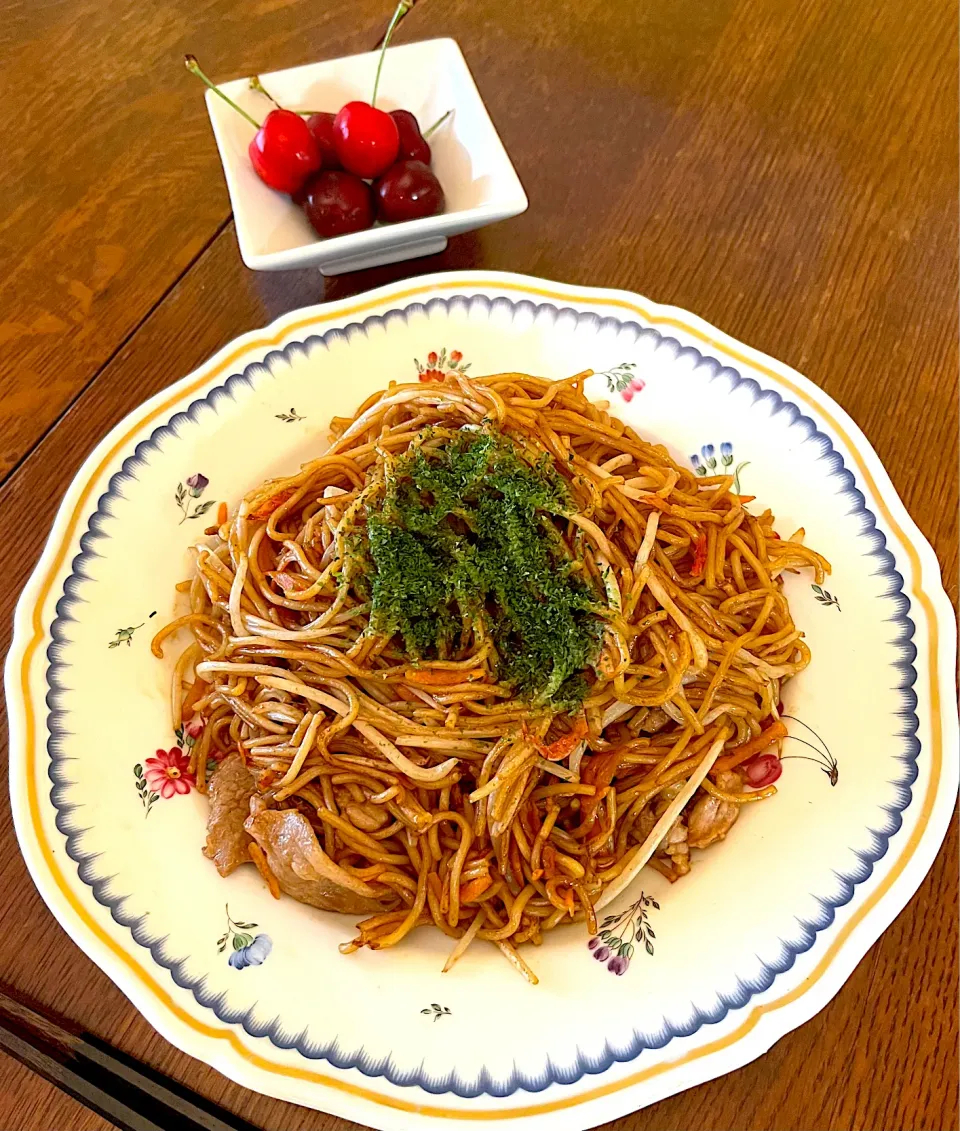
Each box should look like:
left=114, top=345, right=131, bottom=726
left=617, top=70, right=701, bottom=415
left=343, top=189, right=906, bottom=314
left=811, top=583, right=841, bottom=611
left=588, top=892, right=660, bottom=976
left=218, top=906, right=272, bottom=970
left=133, top=721, right=202, bottom=817
left=420, top=1004, right=452, bottom=1022
left=600, top=361, right=645, bottom=400
left=691, top=442, right=749, bottom=494
left=175, top=473, right=215, bottom=524
left=415, top=348, right=469, bottom=382
left=781, top=716, right=839, bottom=786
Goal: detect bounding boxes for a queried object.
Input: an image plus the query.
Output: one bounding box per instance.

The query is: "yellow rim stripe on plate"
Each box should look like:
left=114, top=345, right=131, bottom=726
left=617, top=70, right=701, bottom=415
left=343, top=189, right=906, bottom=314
left=19, top=278, right=942, bottom=1120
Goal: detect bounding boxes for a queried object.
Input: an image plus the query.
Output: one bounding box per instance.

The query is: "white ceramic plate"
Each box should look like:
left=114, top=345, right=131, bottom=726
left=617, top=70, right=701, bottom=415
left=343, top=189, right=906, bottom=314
left=7, top=272, right=956, bottom=1131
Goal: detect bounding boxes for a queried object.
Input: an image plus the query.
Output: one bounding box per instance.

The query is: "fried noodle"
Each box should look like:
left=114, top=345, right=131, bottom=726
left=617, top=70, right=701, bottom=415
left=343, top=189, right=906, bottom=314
left=157, top=370, right=829, bottom=981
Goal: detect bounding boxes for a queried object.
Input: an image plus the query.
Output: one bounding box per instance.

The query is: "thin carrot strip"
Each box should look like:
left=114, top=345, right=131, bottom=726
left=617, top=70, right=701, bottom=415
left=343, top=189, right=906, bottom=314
left=251, top=488, right=296, bottom=520
left=248, top=842, right=281, bottom=899
left=406, top=668, right=484, bottom=686
left=527, top=717, right=588, bottom=762
left=460, top=876, right=493, bottom=902
left=691, top=532, right=708, bottom=577
left=713, top=720, right=788, bottom=772
left=180, top=677, right=209, bottom=717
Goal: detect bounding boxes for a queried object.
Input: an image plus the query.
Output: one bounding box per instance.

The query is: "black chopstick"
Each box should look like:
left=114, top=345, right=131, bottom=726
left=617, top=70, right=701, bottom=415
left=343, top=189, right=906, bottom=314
left=0, top=986, right=262, bottom=1131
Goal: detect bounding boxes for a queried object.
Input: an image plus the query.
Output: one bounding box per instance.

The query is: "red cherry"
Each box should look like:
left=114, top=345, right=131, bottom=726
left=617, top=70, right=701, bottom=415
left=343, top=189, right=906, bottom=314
left=741, top=752, right=783, bottom=788
left=306, top=112, right=342, bottom=171
left=333, top=102, right=399, bottom=179
left=248, top=109, right=321, bottom=194
left=302, top=171, right=374, bottom=238
left=374, top=160, right=445, bottom=223
left=390, top=109, right=431, bottom=164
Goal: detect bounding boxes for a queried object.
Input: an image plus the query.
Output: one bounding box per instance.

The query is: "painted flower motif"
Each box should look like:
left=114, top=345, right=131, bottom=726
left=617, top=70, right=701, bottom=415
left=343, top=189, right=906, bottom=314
left=228, top=933, right=273, bottom=970
left=144, top=747, right=195, bottom=798
left=218, top=907, right=271, bottom=968
left=420, top=1003, right=452, bottom=1021
left=599, top=362, right=642, bottom=400
left=415, top=348, right=471, bottom=382
left=690, top=443, right=749, bottom=493
left=811, top=583, right=841, bottom=613
left=185, top=472, right=209, bottom=498
left=175, top=475, right=215, bottom=524
left=779, top=715, right=839, bottom=785
left=587, top=892, right=658, bottom=976
left=108, top=623, right=144, bottom=648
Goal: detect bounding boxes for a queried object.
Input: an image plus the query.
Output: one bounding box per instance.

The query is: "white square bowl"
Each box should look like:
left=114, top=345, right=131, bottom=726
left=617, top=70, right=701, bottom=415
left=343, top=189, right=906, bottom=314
left=204, top=38, right=528, bottom=275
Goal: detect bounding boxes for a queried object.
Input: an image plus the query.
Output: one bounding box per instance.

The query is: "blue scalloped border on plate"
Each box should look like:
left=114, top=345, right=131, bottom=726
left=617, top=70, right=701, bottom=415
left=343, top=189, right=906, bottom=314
left=45, top=295, right=919, bottom=1098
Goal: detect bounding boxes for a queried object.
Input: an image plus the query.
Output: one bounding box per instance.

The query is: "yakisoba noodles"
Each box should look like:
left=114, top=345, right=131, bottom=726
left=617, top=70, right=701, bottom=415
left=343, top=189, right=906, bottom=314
left=154, top=369, right=829, bottom=983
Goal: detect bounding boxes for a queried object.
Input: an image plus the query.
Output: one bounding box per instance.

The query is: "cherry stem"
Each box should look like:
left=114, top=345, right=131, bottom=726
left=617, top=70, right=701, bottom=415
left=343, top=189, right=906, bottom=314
left=422, top=109, right=452, bottom=139
left=371, top=0, right=413, bottom=108
left=185, top=56, right=261, bottom=129
left=248, top=76, right=282, bottom=110
left=249, top=76, right=324, bottom=116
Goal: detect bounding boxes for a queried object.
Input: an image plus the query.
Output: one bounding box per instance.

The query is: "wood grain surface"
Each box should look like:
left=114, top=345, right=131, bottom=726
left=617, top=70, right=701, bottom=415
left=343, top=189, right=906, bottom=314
left=0, top=1052, right=114, bottom=1131
left=0, top=0, right=956, bottom=1129
left=0, top=0, right=396, bottom=480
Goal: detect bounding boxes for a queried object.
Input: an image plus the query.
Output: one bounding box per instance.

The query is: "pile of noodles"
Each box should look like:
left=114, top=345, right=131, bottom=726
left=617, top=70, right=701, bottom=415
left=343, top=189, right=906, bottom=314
left=155, top=369, right=829, bottom=982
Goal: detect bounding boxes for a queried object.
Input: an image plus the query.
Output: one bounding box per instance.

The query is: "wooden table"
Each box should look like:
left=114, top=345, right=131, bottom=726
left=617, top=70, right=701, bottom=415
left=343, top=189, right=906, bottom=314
left=1, top=1, right=956, bottom=1129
